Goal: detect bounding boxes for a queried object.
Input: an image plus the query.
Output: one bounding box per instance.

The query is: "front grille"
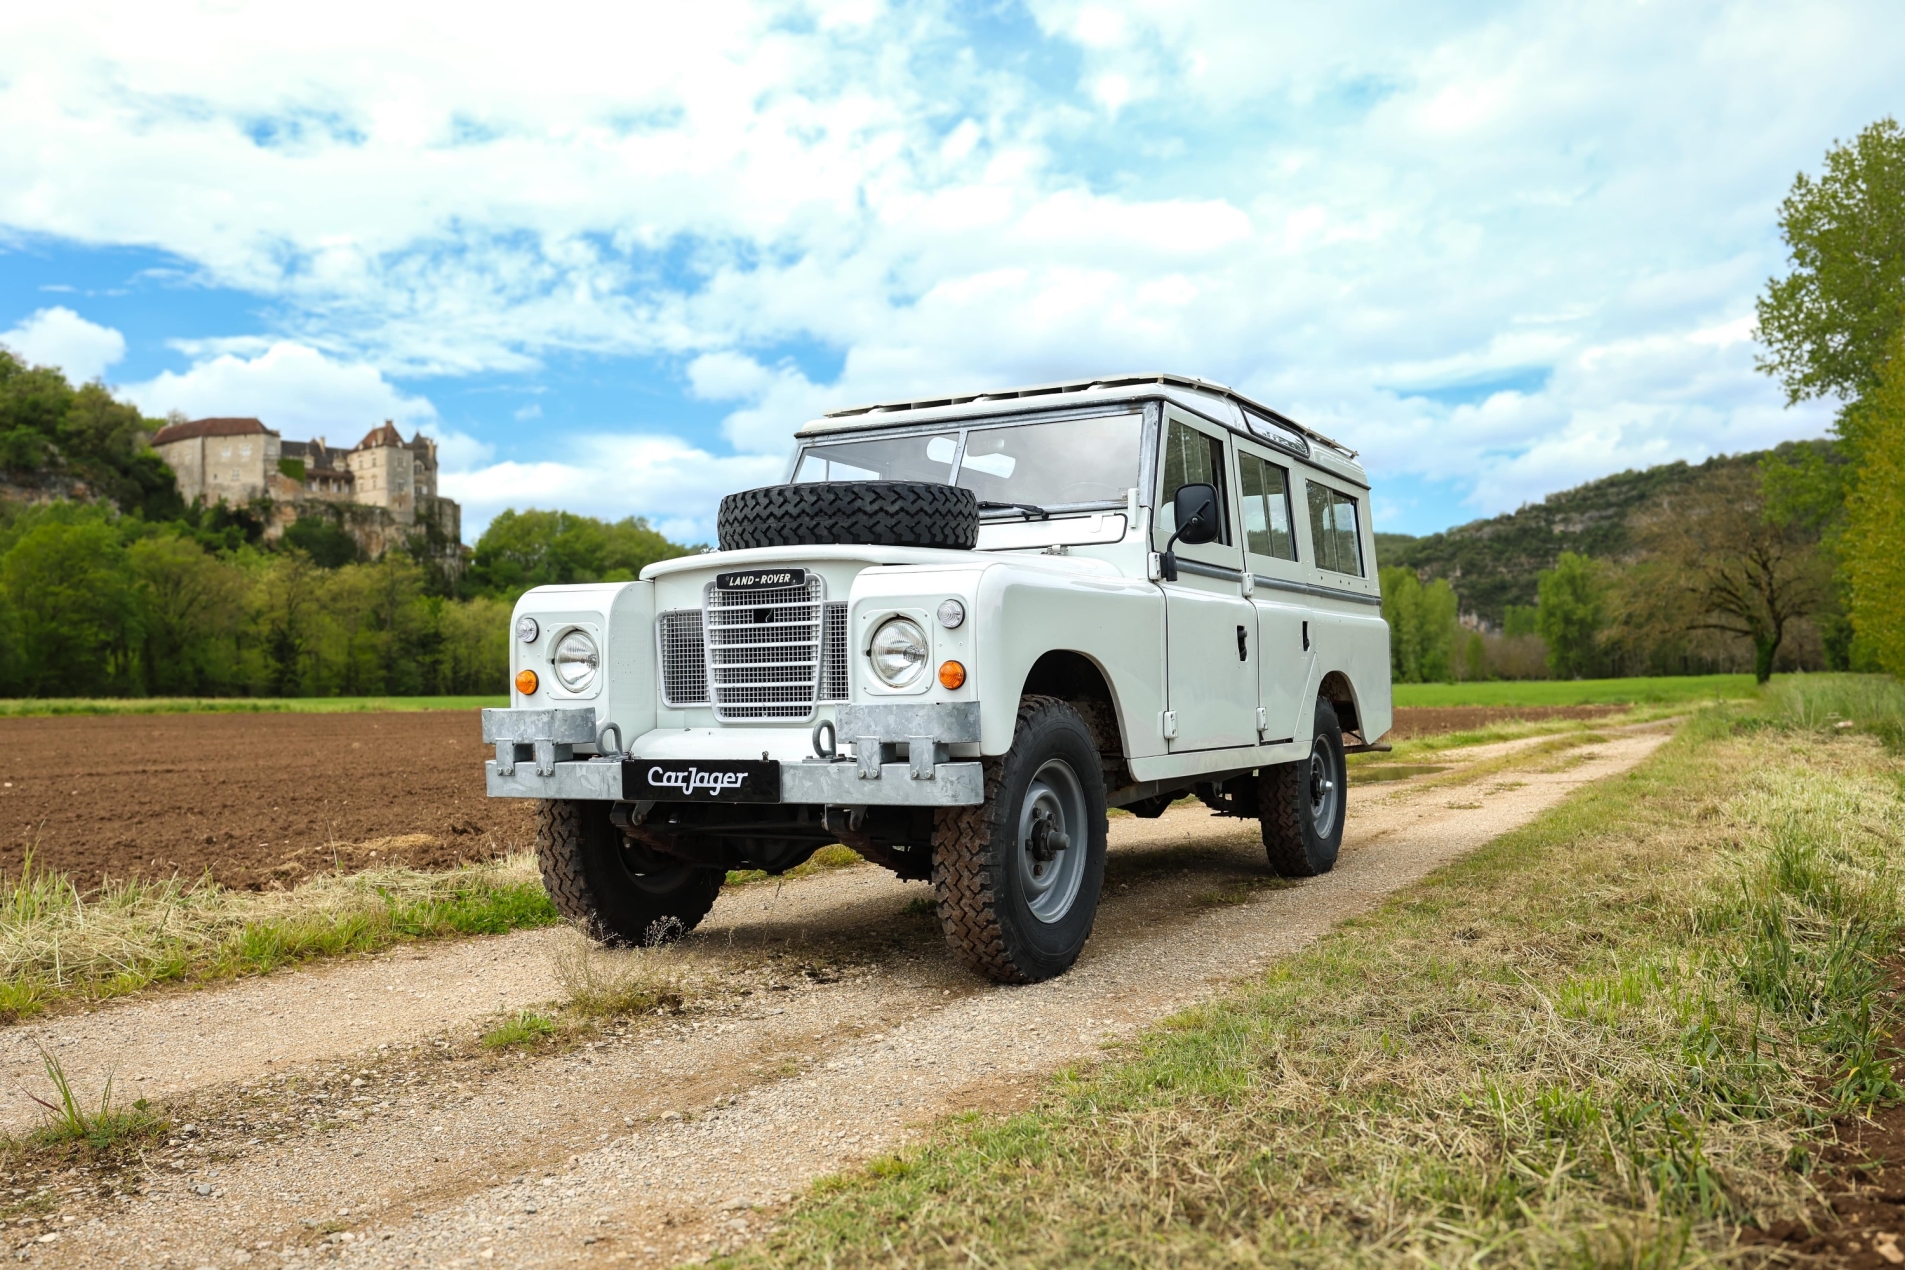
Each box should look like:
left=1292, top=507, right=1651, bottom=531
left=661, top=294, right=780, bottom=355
left=704, top=578, right=826, bottom=721
left=656, top=608, right=708, bottom=706
left=820, top=602, right=849, bottom=702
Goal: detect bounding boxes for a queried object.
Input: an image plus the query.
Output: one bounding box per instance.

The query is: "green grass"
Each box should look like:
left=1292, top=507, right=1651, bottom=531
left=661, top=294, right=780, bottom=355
left=1392, top=673, right=1761, bottom=708
left=17, top=1048, right=165, bottom=1151
left=0, top=852, right=559, bottom=1022
left=727, top=680, right=1905, bottom=1268
left=0, top=695, right=507, bottom=717
left=481, top=1010, right=558, bottom=1049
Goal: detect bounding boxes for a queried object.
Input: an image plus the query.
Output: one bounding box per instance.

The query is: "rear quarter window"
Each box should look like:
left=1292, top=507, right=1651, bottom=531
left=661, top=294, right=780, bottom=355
left=1306, top=482, right=1364, bottom=577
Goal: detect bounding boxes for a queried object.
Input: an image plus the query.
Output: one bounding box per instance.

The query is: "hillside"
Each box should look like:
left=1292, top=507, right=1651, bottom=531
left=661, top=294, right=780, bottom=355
left=1376, top=440, right=1835, bottom=625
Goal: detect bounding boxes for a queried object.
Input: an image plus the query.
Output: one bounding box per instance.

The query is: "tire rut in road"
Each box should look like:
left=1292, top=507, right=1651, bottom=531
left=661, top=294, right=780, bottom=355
left=14, top=729, right=1669, bottom=1269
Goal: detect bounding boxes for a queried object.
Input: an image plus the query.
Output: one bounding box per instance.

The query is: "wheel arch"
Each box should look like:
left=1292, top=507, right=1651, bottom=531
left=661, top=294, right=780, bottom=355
left=1017, top=648, right=1131, bottom=787
left=1317, top=669, right=1363, bottom=739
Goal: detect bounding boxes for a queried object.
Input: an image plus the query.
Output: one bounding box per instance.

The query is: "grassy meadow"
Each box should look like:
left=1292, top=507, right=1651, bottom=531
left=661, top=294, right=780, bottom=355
left=1392, top=672, right=1763, bottom=708
left=728, top=675, right=1905, bottom=1268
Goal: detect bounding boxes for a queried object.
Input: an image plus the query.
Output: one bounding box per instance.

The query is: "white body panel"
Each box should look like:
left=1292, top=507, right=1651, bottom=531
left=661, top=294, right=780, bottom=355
left=494, top=378, right=1394, bottom=806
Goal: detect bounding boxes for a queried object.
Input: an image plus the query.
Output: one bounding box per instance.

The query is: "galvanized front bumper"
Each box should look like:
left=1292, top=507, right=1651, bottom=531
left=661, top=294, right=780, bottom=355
left=480, top=704, right=984, bottom=805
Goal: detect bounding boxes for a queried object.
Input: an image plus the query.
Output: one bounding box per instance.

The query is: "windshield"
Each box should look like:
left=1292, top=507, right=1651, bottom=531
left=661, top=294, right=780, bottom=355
left=793, top=413, right=1141, bottom=512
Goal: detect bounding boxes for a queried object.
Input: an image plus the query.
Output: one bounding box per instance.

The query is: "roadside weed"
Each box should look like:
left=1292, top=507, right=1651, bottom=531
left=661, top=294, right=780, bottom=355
left=481, top=1011, right=558, bottom=1049
left=21, top=1048, right=163, bottom=1150
left=553, top=933, right=685, bottom=1017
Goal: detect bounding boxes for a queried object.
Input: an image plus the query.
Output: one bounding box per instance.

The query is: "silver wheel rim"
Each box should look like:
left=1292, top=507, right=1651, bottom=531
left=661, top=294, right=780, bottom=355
left=1016, top=757, right=1088, bottom=924
left=1308, top=738, right=1340, bottom=837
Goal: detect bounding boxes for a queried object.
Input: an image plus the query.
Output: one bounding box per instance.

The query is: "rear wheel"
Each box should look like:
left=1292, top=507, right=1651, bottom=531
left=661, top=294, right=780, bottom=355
left=1258, top=696, right=1347, bottom=877
left=933, top=697, right=1108, bottom=983
left=535, top=800, right=723, bottom=945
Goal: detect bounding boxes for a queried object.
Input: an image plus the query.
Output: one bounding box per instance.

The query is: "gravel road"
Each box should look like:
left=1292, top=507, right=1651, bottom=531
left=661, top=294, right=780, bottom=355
left=4, top=724, right=1669, bottom=1268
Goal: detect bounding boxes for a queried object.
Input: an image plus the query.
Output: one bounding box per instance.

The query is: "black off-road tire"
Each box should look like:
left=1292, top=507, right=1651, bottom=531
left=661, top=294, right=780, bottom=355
left=1258, top=697, right=1348, bottom=878
left=535, top=800, right=723, bottom=945
left=932, top=696, right=1108, bottom=984
left=717, top=481, right=979, bottom=551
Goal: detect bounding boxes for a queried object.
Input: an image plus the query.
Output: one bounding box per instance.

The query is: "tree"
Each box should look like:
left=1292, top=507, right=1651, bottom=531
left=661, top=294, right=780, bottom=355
left=1756, top=118, right=1905, bottom=408
left=1535, top=552, right=1605, bottom=679
left=1635, top=469, right=1827, bottom=684
left=0, top=517, right=140, bottom=695
left=466, top=509, right=692, bottom=599
left=1379, top=566, right=1460, bottom=683
left=1842, top=328, right=1905, bottom=675
left=127, top=532, right=248, bottom=694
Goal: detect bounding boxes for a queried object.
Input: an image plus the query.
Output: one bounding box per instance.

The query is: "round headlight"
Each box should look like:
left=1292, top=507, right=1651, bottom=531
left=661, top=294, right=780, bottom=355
left=552, top=629, right=599, bottom=691
left=936, top=599, right=965, bottom=629
left=868, top=617, right=929, bottom=689
left=515, top=615, right=540, bottom=644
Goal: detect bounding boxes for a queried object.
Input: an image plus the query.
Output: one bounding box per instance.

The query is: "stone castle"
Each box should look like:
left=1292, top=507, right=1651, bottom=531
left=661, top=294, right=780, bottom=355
left=149, top=417, right=462, bottom=564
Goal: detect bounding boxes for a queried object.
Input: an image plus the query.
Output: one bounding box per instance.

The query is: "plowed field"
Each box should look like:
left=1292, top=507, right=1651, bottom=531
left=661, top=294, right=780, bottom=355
left=0, top=712, right=529, bottom=889
left=0, top=703, right=1622, bottom=889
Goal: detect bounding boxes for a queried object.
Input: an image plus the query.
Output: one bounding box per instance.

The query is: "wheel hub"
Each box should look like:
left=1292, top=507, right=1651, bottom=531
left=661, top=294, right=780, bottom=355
left=1307, top=739, right=1340, bottom=833
left=1016, top=759, right=1089, bottom=924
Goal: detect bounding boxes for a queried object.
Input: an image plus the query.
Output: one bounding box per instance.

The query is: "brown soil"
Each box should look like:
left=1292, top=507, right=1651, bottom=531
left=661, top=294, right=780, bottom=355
left=1387, top=704, right=1623, bottom=739
left=0, top=711, right=530, bottom=889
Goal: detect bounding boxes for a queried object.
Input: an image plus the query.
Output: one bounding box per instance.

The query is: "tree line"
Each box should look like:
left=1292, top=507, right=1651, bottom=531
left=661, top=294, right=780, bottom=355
left=0, top=352, right=695, bottom=698
left=1384, top=118, right=1905, bottom=686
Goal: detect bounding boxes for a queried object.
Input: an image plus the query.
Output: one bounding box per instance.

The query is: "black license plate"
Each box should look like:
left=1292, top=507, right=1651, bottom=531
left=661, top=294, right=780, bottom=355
left=715, top=567, right=807, bottom=591
left=623, top=759, right=782, bottom=802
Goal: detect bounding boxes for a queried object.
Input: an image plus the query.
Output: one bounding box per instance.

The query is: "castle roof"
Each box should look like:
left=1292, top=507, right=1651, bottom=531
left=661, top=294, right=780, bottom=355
left=150, top=417, right=276, bottom=446
left=355, top=422, right=405, bottom=450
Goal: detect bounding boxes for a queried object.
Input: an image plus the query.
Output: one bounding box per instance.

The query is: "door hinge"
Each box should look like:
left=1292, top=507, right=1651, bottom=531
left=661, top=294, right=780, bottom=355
left=1161, top=710, right=1178, bottom=740
left=1240, top=571, right=1255, bottom=597
left=1256, top=706, right=1268, bottom=735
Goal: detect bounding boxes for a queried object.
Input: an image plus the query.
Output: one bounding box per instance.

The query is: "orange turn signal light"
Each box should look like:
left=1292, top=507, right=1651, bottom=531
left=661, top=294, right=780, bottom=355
left=514, top=668, right=539, bottom=695
left=938, top=660, right=966, bottom=689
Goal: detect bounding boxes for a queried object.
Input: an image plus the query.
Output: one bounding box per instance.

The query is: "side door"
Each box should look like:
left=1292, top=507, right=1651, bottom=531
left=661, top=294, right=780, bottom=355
left=1235, top=440, right=1314, bottom=743
left=1156, top=412, right=1257, bottom=752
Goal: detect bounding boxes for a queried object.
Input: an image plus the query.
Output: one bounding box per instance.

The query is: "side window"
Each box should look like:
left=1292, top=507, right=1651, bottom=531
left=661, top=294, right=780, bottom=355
left=1239, top=452, right=1297, bottom=561
left=1156, top=418, right=1229, bottom=545
left=1305, top=482, right=1364, bottom=577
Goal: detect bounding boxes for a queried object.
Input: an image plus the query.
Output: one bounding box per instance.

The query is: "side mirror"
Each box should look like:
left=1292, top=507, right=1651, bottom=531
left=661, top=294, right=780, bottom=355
left=1171, top=483, right=1219, bottom=546
left=1159, top=482, right=1218, bottom=582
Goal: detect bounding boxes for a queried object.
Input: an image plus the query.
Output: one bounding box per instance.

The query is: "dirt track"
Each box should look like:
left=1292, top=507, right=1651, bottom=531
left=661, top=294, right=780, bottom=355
left=1, top=705, right=1619, bottom=890
left=0, top=712, right=529, bottom=888
left=1, top=722, right=1672, bottom=1269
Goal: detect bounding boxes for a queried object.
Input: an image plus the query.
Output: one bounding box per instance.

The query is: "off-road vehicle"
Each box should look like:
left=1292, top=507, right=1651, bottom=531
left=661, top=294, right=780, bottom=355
left=482, top=373, right=1393, bottom=983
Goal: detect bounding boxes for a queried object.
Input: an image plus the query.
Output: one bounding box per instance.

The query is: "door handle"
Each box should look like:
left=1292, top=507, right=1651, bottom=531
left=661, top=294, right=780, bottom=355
left=1302, top=620, right=1310, bottom=651
left=1236, top=625, right=1248, bottom=661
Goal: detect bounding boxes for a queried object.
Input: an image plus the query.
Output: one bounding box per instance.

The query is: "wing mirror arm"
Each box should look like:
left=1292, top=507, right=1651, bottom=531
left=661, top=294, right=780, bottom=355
left=1157, top=482, right=1218, bottom=584
left=1159, top=517, right=1203, bottom=583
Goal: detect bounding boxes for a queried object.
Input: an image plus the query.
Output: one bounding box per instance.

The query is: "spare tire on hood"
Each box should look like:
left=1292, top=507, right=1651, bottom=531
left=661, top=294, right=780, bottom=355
left=717, top=481, right=980, bottom=552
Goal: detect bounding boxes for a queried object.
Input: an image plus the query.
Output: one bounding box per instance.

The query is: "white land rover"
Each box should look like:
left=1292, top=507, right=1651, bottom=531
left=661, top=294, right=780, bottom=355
left=483, top=373, right=1392, bottom=983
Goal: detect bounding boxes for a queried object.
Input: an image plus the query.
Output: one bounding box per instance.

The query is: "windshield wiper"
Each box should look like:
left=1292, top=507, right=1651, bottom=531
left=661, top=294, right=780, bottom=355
left=978, top=500, right=1051, bottom=521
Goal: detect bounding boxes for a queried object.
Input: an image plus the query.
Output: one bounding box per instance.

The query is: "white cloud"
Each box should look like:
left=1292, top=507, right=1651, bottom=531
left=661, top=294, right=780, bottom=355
left=1, top=0, right=1898, bottom=532
left=123, top=341, right=438, bottom=445
left=0, top=307, right=126, bottom=382
left=442, top=434, right=784, bottom=543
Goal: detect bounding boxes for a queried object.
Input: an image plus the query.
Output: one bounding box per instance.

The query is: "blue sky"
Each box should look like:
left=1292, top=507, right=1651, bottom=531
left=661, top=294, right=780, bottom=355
left=1, top=0, right=1895, bottom=544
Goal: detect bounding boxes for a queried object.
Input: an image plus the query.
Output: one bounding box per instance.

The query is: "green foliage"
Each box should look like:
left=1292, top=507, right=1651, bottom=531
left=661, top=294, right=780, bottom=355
left=1380, top=566, right=1461, bottom=683
left=277, top=456, right=306, bottom=481
left=1842, top=329, right=1905, bottom=676
left=1535, top=551, right=1605, bottom=678
left=466, top=508, right=695, bottom=599
left=0, top=351, right=183, bottom=519
left=22, top=1048, right=164, bottom=1151
left=1755, top=118, right=1905, bottom=408
left=282, top=515, right=359, bottom=567
left=1502, top=603, right=1538, bottom=637
left=482, top=1010, right=558, bottom=1049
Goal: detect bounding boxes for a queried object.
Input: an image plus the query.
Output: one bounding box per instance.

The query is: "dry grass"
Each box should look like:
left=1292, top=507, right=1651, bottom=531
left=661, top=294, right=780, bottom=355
left=730, top=692, right=1905, bottom=1268
left=552, top=931, right=688, bottom=1017
left=0, top=851, right=558, bottom=1023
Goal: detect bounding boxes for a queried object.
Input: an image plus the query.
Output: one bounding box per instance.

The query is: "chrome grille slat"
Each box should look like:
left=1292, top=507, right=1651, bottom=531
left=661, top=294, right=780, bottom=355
left=657, top=608, right=708, bottom=706
left=705, top=578, right=825, bottom=721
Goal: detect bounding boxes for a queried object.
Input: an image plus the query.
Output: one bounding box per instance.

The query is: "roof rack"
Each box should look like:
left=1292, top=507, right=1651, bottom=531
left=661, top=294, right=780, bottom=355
left=823, top=372, right=1356, bottom=459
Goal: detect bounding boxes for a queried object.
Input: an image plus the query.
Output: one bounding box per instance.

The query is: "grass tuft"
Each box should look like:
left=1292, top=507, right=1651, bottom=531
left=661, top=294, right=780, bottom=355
left=553, top=933, right=686, bottom=1018
left=20, top=1048, right=164, bottom=1151
left=481, top=1010, right=558, bottom=1049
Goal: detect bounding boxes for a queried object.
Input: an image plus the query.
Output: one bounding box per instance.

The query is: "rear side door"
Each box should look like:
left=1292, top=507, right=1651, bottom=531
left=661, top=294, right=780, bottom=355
left=1156, top=412, right=1257, bottom=752
left=1235, top=440, right=1314, bottom=743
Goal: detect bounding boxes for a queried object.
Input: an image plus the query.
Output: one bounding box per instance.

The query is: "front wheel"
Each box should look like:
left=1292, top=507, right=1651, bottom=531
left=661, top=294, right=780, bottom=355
left=933, top=696, right=1108, bottom=983
left=535, top=800, right=723, bottom=945
left=1258, top=696, right=1347, bottom=877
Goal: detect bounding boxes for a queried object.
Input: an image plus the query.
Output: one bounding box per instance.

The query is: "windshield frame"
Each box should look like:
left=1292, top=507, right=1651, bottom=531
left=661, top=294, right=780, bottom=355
left=790, top=405, right=1146, bottom=518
